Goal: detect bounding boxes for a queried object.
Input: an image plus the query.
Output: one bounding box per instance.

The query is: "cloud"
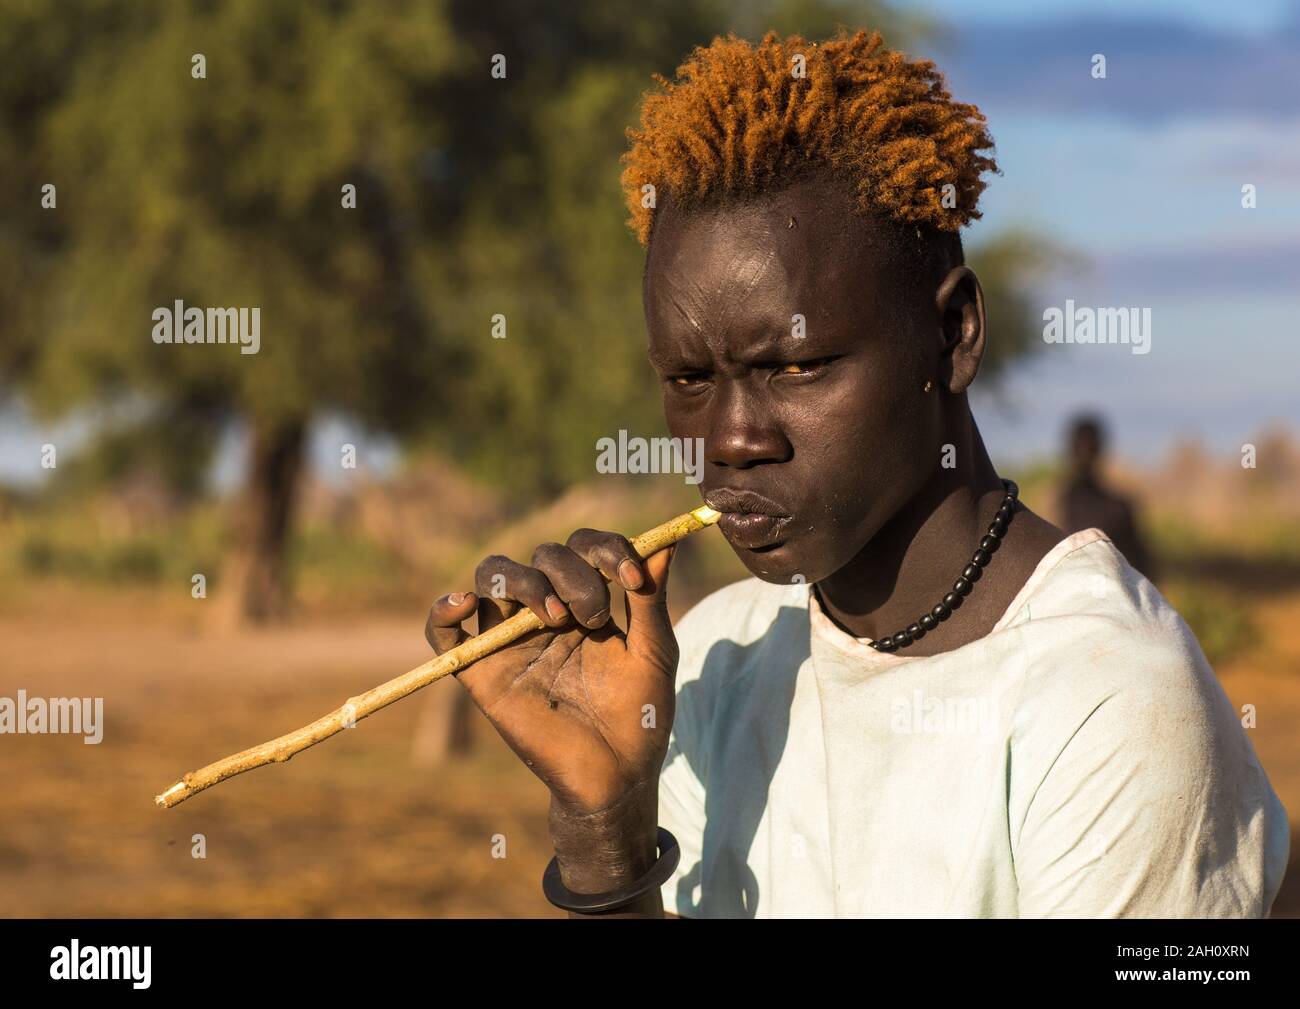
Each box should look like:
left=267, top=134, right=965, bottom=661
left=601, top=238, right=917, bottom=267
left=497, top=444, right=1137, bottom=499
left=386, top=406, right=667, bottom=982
left=1075, top=239, right=1300, bottom=297
left=925, top=15, right=1300, bottom=122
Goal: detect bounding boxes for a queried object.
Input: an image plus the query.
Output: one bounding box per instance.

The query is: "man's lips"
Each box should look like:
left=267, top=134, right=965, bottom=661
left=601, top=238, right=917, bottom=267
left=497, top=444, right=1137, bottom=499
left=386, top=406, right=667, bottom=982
left=716, top=512, right=793, bottom=549
left=704, top=487, right=789, bottom=516
left=705, top=488, right=794, bottom=549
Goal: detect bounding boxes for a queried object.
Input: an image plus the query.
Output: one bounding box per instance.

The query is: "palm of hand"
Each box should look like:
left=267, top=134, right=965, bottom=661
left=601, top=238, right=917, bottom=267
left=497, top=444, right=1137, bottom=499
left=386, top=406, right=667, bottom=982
left=458, top=619, right=676, bottom=813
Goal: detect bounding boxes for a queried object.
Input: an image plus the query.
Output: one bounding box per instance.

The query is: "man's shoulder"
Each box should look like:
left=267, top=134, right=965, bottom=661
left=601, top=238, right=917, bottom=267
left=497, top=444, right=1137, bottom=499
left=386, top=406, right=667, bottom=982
left=1007, top=532, right=1231, bottom=748
left=1005, top=537, right=1287, bottom=872
left=1009, top=530, right=1179, bottom=655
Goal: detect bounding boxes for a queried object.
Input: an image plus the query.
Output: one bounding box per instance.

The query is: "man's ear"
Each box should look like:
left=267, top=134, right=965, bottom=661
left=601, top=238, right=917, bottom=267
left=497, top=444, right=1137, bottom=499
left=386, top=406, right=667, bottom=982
left=935, top=266, right=985, bottom=395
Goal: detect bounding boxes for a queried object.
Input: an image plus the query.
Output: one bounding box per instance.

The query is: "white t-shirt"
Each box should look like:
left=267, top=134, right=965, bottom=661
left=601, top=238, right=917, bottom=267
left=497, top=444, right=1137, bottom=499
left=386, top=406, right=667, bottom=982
left=657, top=528, right=1290, bottom=917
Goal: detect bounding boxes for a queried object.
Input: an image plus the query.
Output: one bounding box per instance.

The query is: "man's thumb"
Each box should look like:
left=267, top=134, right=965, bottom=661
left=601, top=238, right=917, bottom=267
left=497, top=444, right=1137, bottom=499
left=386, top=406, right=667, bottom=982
left=624, top=544, right=677, bottom=662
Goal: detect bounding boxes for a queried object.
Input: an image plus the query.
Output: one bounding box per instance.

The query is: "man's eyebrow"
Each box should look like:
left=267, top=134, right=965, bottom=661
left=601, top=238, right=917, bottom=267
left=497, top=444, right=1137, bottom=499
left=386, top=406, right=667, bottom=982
left=737, top=334, right=798, bottom=356
left=731, top=330, right=834, bottom=362
left=648, top=328, right=834, bottom=372
left=646, top=345, right=703, bottom=370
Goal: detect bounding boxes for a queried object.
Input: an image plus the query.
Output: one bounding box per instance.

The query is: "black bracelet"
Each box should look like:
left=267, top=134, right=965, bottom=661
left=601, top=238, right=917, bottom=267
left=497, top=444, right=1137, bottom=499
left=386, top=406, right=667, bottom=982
left=542, top=826, right=680, bottom=914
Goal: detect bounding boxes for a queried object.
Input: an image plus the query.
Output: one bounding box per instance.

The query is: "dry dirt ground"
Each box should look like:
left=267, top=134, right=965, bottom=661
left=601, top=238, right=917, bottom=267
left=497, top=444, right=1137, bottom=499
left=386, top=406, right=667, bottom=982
left=2, top=584, right=1297, bottom=918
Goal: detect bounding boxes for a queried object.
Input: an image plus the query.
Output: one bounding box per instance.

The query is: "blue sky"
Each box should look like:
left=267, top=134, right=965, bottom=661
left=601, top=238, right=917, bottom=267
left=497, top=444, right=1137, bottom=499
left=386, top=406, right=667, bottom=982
left=909, top=0, right=1300, bottom=464
left=918, top=0, right=1295, bottom=35
left=2, top=0, right=1297, bottom=486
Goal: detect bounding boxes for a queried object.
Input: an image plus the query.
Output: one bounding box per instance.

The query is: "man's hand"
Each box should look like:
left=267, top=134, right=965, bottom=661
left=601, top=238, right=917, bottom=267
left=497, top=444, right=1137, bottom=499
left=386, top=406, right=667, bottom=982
left=425, top=528, right=678, bottom=912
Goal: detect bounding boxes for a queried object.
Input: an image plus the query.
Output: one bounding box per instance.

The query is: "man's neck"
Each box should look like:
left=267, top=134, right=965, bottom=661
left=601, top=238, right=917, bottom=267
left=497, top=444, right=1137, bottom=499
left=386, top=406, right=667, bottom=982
left=815, top=424, right=1027, bottom=654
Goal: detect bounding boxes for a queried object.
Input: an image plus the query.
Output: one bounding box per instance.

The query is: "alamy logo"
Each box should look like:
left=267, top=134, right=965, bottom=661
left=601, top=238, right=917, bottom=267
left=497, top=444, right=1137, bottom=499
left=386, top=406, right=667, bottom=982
left=1042, top=299, right=1151, bottom=355
left=50, top=940, right=151, bottom=989
left=595, top=430, right=705, bottom=485
left=890, top=689, right=999, bottom=738
left=0, top=691, right=103, bottom=743
left=151, top=300, right=260, bottom=355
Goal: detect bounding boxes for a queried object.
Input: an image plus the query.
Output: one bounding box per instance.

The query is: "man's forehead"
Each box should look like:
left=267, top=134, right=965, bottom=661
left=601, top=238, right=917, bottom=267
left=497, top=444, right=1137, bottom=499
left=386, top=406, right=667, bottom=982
left=649, top=176, right=866, bottom=260
left=646, top=173, right=963, bottom=363
left=643, top=179, right=891, bottom=331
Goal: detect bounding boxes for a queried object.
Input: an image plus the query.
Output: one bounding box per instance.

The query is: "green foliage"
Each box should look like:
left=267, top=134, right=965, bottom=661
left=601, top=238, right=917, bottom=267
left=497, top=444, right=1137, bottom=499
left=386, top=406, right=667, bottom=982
left=1149, top=512, right=1300, bottom=566
left=3, top=503, right=222, bottom=586
left=0, top=495, right=404, bottom=607
left=289, top=522, right=406, bottom=607
left=15, top=0, right=460, bottom=433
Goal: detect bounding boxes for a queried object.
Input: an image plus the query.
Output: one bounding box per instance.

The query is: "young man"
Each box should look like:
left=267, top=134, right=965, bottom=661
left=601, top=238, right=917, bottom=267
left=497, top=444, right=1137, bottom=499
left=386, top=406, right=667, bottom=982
left=424, top=30, right=1289, bottom=918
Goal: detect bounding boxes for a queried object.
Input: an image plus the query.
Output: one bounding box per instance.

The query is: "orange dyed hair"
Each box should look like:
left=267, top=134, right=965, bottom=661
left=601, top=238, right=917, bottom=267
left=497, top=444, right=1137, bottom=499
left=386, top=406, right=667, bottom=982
left=621, top=29, right=998, bottom=245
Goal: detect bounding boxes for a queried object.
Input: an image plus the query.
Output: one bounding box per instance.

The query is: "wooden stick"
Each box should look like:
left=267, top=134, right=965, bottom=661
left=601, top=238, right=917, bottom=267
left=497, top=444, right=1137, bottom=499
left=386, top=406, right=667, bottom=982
left=154, top=505, right=722, bottom=809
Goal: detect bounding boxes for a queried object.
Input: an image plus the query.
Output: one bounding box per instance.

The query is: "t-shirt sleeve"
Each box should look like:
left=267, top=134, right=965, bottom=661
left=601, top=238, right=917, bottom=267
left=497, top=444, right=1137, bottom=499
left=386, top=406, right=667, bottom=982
left=655, top=605, right=715, bottom=918
left=657, top=712, right=708, bottom=917
left=1012, top=634, right=1290, bottom=918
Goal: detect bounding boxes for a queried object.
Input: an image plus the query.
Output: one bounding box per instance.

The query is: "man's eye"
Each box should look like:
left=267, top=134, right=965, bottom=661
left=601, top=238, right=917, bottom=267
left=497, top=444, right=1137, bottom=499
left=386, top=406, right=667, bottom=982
left=670, top=373, right=707, bottom=387
left=776, top=357, right=836, bottom=376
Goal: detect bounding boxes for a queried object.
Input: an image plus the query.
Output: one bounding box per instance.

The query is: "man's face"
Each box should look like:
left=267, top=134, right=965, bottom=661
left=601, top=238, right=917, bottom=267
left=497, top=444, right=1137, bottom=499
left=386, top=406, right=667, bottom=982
left=1069, top=426, right=1102, bottom=473
left=644, top=174, right=949, bottom=585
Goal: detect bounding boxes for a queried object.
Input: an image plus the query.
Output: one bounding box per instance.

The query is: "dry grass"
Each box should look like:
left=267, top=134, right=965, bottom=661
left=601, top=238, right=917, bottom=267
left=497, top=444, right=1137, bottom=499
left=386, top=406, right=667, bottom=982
left=1, top=588, right=563, bottom=917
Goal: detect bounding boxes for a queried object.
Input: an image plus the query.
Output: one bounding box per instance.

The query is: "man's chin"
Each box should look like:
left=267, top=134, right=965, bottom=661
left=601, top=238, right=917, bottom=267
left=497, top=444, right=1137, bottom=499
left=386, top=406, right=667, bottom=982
left=730, top=539, right=812, bottom=586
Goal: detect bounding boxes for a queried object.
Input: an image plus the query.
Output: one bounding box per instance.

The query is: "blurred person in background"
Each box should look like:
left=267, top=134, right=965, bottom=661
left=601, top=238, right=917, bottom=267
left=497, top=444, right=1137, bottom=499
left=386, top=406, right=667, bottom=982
left=1058, top=413, right=1157, bottom=582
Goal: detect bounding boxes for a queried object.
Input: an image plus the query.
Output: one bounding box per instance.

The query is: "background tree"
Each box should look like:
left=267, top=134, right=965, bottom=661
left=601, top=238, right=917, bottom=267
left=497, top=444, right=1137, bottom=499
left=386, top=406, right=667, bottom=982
left=5, top=0, right=463, bottom=620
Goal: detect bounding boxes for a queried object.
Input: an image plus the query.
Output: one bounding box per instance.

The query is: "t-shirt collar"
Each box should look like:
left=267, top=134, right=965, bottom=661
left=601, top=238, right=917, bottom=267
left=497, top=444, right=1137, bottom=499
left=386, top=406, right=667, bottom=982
left=806, top=528, right=1112, bottom=662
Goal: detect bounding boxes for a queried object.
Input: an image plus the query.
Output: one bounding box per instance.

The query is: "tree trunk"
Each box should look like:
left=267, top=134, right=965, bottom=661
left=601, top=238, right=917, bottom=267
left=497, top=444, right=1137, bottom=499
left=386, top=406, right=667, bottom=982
left=237, top=418, right=307, bottom=623
left=410, top=686, right=476, bottom=769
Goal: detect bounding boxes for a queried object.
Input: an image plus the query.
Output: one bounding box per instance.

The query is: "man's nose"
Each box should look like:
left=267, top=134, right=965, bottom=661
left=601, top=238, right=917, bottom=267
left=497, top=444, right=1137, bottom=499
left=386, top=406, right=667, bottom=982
left=706, top=380, right=792, bottom=469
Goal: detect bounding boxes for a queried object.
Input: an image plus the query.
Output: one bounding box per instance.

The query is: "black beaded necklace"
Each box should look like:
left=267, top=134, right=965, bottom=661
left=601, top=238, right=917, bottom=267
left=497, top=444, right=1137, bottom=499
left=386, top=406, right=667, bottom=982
left=868, top=479, right=1020, bottom=653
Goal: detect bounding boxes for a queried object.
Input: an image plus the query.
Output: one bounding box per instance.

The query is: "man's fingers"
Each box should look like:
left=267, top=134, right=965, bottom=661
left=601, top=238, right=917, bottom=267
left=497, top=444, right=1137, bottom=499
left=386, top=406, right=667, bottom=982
left=425, top=592, right=476, bottom=655
left=474, top=554, right=569, bottom=632
left=532, top=541, right=612, bottom=629
left=623, top=544, right=678, bottom=671
left=565, top=528, right=646, bottom=590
